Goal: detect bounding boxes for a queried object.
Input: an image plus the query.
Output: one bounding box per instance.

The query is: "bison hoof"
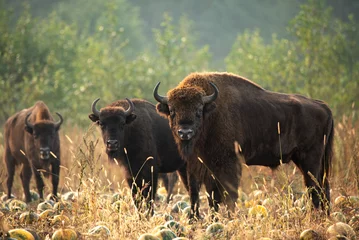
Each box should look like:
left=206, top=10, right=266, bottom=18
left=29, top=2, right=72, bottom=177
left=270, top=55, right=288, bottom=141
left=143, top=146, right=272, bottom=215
left=48, top=194, right=59, bottom=202
left=188, top=213, right=203, bottom=224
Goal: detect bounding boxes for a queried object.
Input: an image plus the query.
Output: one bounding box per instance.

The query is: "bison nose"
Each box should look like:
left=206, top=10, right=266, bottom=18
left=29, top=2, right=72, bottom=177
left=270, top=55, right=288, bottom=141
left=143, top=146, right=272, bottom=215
left=178, top=129, right=194, bottom=140
left=107, top=140, right=119, bottom=150
left=39, top=147, right=50, bottom=160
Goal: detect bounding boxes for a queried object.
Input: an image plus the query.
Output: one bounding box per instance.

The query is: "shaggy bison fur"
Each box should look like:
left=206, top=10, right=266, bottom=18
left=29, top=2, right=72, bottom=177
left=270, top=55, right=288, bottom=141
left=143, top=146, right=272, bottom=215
left=154, top=72, right=334, bottom=218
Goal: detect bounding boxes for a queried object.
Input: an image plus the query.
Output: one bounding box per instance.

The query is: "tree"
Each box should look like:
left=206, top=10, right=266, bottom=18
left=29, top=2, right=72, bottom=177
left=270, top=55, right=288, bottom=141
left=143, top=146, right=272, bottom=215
left=226, top=0, right=359, bottom=116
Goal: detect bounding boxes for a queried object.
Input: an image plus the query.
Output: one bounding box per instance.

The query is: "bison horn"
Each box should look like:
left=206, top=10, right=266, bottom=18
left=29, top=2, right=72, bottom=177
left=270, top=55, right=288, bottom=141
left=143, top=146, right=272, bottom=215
left=202, top=82, right=219, bottom=104
left=124, top=98, right=135, bottom=116
left=91, top=98, right=101, bottom=117
left=153, top=82, right=168, bottom=104
left=25, top=113, right=34, bottom=129
left=55, top=112, right=63, bottom=128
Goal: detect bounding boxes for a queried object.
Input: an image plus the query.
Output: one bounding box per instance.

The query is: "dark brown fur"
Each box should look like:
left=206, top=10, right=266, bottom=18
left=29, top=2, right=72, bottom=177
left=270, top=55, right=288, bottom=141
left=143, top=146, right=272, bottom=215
left=3, top=101, right=62, bottom=202
left=89, top=98, right=188, bottom=213
left=155, top=72, right=334, bottom=217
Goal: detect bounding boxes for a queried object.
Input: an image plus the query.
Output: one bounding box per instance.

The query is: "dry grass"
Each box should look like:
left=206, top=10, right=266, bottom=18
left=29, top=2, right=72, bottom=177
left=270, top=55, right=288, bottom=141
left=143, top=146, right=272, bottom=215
left=0, top=114, right=359, bottom=239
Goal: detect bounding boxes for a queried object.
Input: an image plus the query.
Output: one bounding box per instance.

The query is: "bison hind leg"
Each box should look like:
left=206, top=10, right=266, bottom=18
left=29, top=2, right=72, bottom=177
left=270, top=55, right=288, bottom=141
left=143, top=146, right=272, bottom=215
left=293, top=150, right=330, bottom=213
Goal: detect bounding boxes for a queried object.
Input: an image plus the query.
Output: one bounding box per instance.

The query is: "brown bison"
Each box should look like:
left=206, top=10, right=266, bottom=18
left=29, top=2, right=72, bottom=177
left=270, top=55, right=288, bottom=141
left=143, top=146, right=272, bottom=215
left=89, top=98, right=187, bottom=212
left=154, top=72, right=334, bottom=218
left=3, top=101, right=63, bottom=202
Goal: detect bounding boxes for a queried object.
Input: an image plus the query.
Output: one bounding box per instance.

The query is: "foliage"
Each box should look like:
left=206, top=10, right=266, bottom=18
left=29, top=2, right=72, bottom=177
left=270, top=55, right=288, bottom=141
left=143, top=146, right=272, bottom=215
left=0, top=3, right=210, bottom=126
left=226, top=0, right=359, bottom=116
left=55, top=0, right=145, bottom=57
left=131, top=0, right=300, bottom=61
left=0, top=0, right=358, bottom=125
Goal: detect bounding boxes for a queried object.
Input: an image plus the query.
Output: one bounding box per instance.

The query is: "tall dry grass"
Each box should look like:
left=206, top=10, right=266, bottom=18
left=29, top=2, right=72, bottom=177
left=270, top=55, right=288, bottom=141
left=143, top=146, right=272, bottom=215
left=0, top=113, right=358, bottom=239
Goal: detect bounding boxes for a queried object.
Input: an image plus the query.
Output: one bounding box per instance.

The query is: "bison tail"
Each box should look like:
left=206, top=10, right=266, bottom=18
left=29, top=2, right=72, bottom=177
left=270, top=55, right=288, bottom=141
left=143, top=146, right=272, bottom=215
left=324, top=117, right=334, bottom=178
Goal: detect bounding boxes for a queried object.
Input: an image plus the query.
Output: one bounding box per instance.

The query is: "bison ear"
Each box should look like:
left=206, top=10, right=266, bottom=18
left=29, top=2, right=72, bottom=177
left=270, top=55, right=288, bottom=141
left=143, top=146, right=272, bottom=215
left=89, top=114, right=99, bottom=122
left=156, top=103, right=170, bottom=117
left=25, top=126, right=33, bottom=134
left=126, top=113, right=136, bottom=124
left=204, top=102, right=216, bottom=116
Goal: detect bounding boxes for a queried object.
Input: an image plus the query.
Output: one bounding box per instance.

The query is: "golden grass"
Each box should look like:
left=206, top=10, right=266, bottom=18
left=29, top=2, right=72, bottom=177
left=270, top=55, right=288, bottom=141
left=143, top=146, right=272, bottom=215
left=0, top=115, right=358, bottom=239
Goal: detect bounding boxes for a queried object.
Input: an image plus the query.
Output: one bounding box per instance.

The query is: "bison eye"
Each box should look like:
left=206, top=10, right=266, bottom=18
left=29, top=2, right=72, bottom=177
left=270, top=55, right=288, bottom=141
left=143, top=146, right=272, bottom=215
left=97, top=121, right=105, bottom=128
left=169, top=109, right=175, bottom=117
left=196, top=109, right=203, bottom=118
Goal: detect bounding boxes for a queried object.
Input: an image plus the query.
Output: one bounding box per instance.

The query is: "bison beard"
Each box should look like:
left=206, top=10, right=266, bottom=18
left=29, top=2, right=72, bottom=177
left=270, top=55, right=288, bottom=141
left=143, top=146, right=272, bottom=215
left=106, top=148, right=125, bottom=160
left=178, top=140, right=195, bottom=158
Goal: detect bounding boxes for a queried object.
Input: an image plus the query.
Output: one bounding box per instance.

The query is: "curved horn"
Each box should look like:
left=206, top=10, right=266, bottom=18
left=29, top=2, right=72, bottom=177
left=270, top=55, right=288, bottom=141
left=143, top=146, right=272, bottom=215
left=25, top=113, right=34, bottom=129
left=153, top=82, right=168, bottom=104
left=202, top=82, right=219, bottom=104
left=124, top=98, right=135, bottom=116
left=54, top=112, right=63, bottom=128
left=91, top=98, right=101, bottom=117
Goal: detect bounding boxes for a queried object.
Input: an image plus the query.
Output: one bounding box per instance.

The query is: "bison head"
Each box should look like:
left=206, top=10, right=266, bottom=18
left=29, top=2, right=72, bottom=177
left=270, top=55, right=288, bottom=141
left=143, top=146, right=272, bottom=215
left=25, top=112, right=63, bottom=161
left=154, top=82, right=218, bottom=157
left=89, top=98, right=136, bottom=158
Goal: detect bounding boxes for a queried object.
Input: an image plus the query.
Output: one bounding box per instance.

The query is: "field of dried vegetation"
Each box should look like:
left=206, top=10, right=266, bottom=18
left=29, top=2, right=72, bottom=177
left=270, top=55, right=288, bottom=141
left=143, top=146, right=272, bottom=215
left=0, top=113, right=358, bottom=240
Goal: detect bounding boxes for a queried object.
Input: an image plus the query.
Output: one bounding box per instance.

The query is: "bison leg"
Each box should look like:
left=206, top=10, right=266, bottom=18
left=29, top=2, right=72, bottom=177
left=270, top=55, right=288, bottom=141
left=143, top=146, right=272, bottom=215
left=294, top=150, right=329, bottom=211
left=188, top=172, right=201, bottom=219
left=165, top=172, right=179, bottom=203
left=158, top=173, right=170, bottom=202
left=205, top=168, right=239, bottom=214
left=128, top=168, right=158, bottom=215
left=5, top=149, right=16, bottom=200
left=32, top=167, right=45, bottom=200
left=158, top=172, right=178, bottom=203
left=204, top=180, right=221, bottom=212
left=20, top=163, right=33, bottom=202
left=322, top=177, right=330, bottom=211
left=220, top=168, right=240, bottom=212
left=51, top=160, right=60, bottom=201
left=177, top=163, right=189, bottom=192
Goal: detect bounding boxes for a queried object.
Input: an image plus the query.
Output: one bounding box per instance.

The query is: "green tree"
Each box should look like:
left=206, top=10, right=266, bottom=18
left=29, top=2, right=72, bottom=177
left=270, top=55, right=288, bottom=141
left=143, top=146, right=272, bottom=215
left=226, top=0, right=359, bottom=116
left=0, top=4, right=79, bottom=123
left=55, top=0, right=145, bottom=57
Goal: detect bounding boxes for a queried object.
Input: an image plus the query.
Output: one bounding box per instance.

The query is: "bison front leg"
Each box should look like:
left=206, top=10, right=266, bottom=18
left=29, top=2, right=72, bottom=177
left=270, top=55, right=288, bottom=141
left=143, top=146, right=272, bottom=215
left=20, top=163, right=33, bottom=202
left=32, top=166, right=45, bottom=200
left=128, top=169, right=158, bottom=216
left=204, top=180, right=221, bottom=213
left=188, top=172, right=201, bottom=220
left=177, top=163, right=189, bottom=192
left=5, top=149, right=16, bottom=200
left=51, top=160, right=60, bottom=201
left=220, top=168, right=240, bottom=213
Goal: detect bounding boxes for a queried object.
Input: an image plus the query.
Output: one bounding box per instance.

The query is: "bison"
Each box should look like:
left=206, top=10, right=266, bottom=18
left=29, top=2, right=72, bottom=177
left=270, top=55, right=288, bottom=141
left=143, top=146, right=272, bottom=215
left=89, top=98, right=187, bottom=213
left=3, top=101, right=63, bottom=202
left=154, top=72, right=334, bottom=218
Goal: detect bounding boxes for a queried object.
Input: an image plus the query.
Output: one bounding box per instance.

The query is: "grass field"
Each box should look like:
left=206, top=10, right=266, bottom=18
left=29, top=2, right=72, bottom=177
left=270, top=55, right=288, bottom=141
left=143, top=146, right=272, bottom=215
left=0, top=113, right=358, bottom=239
